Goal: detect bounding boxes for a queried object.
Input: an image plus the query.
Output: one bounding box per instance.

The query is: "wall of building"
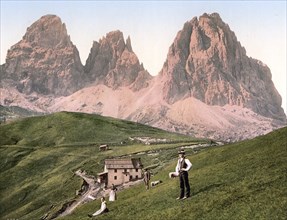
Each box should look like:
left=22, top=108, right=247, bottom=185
left=107, top=168, right=143, bottom=187
left=129, top=168, right=143, bottom=180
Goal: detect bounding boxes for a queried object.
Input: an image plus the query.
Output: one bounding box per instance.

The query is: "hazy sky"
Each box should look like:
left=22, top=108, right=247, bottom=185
left=1, top=1, right=286, bottom=114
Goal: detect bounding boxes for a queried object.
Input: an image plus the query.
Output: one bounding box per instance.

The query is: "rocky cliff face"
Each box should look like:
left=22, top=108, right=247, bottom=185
left=84, top=31, right=152, bottom=90
left=1, top=13, right=285, bottom=142
left=159, top=13, right=285, bottom=122
left=2, top=15, right=84, bottom=96
left=1, top=16, right=151, bottom=97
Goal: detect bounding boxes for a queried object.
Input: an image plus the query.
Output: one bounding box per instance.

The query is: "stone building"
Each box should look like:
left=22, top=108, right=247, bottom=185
left=97, top=158, right=143, bottom=188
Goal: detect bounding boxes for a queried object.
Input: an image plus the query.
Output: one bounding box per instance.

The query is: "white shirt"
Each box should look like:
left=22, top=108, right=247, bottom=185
left=175, top=158, right=192, bottom=174
left=100, top=201, right=107, bottom=211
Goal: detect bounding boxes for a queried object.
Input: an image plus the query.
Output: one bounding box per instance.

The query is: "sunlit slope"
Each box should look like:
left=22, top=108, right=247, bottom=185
left=0, top=111, right=194, bottom=147
left=64, top=126, right=287, bottom=220
left=0, top=111, right=200, bottom=220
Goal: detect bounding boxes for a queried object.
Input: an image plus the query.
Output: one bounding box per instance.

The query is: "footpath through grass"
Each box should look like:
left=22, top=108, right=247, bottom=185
left=1, top=112, right=286, bottom=219
left=61, top=126, right=287, bottom=220
left=0, top=112, right=203, bottom=220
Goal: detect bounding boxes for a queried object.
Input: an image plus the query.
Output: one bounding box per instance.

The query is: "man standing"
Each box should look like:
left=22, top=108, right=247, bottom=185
left=175, top=150, right=192, bottom=200
left=143, top=168, right=151, bottom=190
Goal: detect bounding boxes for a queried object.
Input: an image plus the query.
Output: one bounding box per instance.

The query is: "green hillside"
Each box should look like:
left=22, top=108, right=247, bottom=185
left=0, top=111, right=204, bottom=220
left=0, top=111, right=195, bottom=147
left=1, top=112, right=286, bottom=220
left=62, top=126, right=287, bottom=220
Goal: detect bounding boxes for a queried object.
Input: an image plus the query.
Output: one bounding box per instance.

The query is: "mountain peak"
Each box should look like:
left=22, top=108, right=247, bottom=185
left=3, top=14, right=83, bottom=96
left=1, top=13, right=285, bottom=142
left=84, top=30, right=151, bottom=90
left=126, top=36, right=133, bottom=52
left=159, top=13, right=286, bottom=122
left=22, top=14, right=71, bottom=48
left=103, top=30, right=124, bottom=44
left=201, top=12, right=222, bottom=19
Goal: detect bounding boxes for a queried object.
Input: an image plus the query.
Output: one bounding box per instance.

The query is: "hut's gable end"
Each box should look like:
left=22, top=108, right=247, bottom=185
left=102, top=158, right=143, bottom=187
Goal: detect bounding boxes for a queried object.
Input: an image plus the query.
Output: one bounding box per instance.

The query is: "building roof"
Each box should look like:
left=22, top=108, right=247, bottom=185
left=105, top=158, right=143, bottom=169
left=97, top=171, right=108, bottom=176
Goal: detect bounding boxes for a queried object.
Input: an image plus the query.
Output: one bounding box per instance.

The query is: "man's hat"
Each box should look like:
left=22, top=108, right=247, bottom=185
left=178, top=150, right=185, bottom=154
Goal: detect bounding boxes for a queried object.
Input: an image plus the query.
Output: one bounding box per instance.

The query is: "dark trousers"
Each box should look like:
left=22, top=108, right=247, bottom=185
left=179, top=171, right=190, bottom=198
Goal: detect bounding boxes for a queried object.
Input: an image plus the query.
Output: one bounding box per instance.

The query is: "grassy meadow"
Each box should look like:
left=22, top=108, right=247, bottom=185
left=62, top=126, right=287, bottom=220
left=0, top=112, right=203, bottom=220
left=0, top=111, right=286, bottom=219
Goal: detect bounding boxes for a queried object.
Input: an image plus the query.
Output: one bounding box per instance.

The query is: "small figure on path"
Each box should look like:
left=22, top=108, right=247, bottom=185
left=143, top=168, right=151, bottom=190
left=175, top=150, right=192, bottom=200
left=88, top=197, right=109, bottom=218
left=109, top=184, right=117, bottom=201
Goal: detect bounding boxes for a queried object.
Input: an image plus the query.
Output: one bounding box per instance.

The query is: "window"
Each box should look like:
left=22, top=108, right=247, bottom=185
left=114, top=169, right=117, bottom=173
left=114, top=176, right=117, bottom=180
left=136, top=175, right=138, bottom=179
left=129, top=175, right=132, bottom=180
left=136, top=169, right=138, bottom=172
left=124, top=169, right=127, bottom=173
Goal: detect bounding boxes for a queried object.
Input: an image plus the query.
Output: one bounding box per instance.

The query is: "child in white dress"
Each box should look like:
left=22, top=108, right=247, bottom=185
left=88, top=197, right=109, bottom=218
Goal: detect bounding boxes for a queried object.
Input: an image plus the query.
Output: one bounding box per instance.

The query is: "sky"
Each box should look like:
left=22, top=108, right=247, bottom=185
left=1, top=0, right=286, bottom=114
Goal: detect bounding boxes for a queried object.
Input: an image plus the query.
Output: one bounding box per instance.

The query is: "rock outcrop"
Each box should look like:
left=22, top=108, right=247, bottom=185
left=2, top=15, right=84, bottom=96
left=84, top=31, right=152, bottom=90
left=159, top=13, right=285, bottom=122
left=1, top=16, right=151, bottom=97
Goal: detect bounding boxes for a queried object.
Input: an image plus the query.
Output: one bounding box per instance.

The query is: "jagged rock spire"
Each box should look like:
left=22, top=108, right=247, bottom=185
left=84, top=30, right=152, bottom=90
left=3, top=14, right=84, bottom=96
left=22, top=14, right=72, bottom=48
left=159, top=13, right=285, bottom=122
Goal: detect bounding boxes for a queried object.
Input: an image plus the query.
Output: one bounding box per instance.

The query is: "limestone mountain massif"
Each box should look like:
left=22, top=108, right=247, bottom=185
left=1, top=15, right=84, bottom=96
left=159, top=13, right=285, bottom=121
left=0, top=13, right=286, bottom=141
left=84, top=31, right=152, bottom=91
left=1, top=15, right=151, bottom=97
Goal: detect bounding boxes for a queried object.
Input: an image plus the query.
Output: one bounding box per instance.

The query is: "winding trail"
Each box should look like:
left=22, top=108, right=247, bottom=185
left=54, top=142, right=213, bottom=218
left=56, top=169, right=144, bottom=219
left=57, top=170, right=101, bottom=218
left=46, top=142, right=215, bottom=219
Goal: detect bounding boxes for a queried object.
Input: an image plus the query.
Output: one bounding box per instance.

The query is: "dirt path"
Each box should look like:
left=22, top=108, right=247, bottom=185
left=56, top=169, right=144, bottom=219
left=53, top=142, right=216, bottom=219
left=56, top=169, right=143, bottom=219
left=57, top=170, right=101, bottom=218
